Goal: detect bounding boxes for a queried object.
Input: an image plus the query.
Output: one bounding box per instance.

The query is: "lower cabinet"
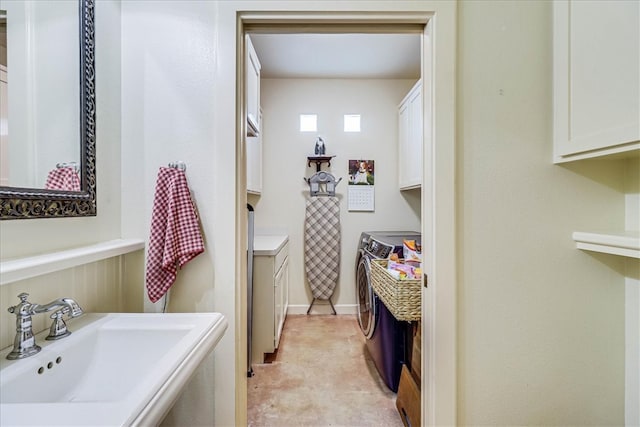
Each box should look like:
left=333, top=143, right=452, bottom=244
left=251, top=239, right=289, bottom=364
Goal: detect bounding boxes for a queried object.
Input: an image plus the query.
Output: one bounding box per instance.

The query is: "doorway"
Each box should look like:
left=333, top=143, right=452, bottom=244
left=235, top=8, right=456, bottom=427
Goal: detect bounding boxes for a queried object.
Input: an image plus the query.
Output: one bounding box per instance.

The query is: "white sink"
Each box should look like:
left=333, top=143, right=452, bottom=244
left=0, top=312, right=227, bottom=426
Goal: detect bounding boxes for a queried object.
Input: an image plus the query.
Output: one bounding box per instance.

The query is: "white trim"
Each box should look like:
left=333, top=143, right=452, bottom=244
left=626, top=277, right=640, bottom=427
left=573, top=231, right=640, bottom=259
left=286, top=304, right=357, bottom=316
left=0, top=239, right=145, bottom=285
left=237, top=6, right=457, bottom=427
left=421, top=9, right=458, bottom=427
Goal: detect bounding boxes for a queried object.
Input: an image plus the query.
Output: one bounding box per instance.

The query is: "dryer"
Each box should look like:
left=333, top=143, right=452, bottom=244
left=355, top=231, right=420, bottom=392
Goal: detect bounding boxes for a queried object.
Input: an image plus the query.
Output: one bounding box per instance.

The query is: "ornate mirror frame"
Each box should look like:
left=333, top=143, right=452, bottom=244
left=0, top=0, right=96, bottom=220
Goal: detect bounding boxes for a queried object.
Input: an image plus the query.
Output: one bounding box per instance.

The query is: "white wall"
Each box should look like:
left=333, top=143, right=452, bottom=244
left=120, top=0, right=218, bottom=313
left=255, top=78, right=420, bottom=310
left=120, top=2, right=223, bottom=426
left=457, top=1, right=626, bottom=424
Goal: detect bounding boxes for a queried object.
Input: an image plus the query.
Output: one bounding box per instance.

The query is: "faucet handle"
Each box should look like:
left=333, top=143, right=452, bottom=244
left=47, top=310, right=71, bottom=340
left=8, top=293, right=32, bottom=314
left=50, top=307, right=70, bottom=319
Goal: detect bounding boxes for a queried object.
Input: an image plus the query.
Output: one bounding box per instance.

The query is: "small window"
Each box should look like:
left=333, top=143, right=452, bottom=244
left=344, top=114, right=361, bottom=132
left=300, top=114, right=317, bottom=132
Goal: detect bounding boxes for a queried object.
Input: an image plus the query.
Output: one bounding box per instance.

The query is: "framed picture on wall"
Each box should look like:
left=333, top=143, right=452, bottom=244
left=348, top=159, right=375, bottom=185
left=348, top=159, right=374, bottom=211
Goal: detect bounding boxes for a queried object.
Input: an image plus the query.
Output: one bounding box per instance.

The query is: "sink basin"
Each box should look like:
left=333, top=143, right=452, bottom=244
left=0, top=312, right=227, bottom=426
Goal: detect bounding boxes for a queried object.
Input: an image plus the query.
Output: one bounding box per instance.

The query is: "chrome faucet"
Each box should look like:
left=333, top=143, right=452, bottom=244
left=6, top=293, right=84, bottom=360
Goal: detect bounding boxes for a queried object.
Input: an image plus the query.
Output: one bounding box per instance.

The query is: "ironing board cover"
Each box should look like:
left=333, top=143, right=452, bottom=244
left=304, top=196, right=341, bottom=300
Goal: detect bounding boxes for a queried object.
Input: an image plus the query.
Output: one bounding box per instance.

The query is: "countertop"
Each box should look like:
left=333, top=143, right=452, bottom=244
left=253, top=234, right=288, bottom=256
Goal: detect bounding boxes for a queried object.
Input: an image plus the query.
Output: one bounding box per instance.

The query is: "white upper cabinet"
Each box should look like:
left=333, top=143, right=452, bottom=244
left=553, top=0, right=640, bottom=163
left=398, top=80, right=422, bottom=190
left=246, top=35, right=261, bottom=137
left=247, top=109, right=263, bottom=195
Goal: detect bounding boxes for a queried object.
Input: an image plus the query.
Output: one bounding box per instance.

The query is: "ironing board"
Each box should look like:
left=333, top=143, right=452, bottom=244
left=304, top=196, right=340, bottom=314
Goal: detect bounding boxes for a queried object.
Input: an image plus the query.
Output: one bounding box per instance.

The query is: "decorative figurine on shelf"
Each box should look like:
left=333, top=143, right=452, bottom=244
left=314, top=136, right=326, bottom=156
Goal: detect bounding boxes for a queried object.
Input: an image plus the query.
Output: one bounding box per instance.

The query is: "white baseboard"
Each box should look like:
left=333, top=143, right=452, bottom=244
left=287, top=303, right=357, bottom=315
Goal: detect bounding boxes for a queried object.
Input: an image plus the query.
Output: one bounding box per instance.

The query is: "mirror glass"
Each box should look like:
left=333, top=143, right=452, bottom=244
left=0, top=0, right=96, bottom=219
left=1, top=0, right=79, bottom=189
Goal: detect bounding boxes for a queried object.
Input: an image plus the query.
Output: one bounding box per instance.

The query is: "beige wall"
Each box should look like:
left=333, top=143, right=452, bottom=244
left=255, top=78, right=421, bottom=310
left=457, top=1, right=626, bottom=424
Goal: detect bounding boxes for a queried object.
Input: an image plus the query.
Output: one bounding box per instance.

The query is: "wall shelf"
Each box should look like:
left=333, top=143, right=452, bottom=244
left=0, top=239, right=145, bottom=285
left=573, top=231, right=640, bottom=259
left=307, top=155, right=335, bottom=172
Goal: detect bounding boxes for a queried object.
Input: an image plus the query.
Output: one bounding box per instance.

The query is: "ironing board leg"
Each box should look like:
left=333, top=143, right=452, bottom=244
left=328, top=297, right=337, bottom=315
left=306, top=299, right=316, bottom=315
left=306, top=298, right=337, bottom=315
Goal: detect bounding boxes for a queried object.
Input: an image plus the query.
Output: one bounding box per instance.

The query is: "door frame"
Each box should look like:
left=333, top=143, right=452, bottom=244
left=235, top=7, right=457, bottom=426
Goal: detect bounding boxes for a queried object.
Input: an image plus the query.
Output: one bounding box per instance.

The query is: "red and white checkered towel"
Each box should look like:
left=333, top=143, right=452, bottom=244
left=44, top=167, right=81, bottom=191
left=145, top=167, right=204, bottom=303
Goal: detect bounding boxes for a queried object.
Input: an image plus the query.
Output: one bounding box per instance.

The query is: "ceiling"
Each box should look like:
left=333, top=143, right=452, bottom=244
left=249, top=33, right=421, bottom=79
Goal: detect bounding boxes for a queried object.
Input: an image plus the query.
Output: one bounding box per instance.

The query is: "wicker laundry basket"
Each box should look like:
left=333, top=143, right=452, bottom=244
left=370, top=259, right=422, bottom=322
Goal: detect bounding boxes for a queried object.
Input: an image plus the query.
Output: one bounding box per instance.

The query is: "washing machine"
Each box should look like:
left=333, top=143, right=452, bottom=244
left=355, top=231, right=420, bottom=392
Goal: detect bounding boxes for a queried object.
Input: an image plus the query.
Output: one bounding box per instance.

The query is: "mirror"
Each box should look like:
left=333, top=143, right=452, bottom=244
left=0, top=0, right=96, bottom=219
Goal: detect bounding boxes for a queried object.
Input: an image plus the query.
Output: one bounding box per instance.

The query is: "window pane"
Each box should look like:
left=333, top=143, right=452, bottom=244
left=300, top=114, right=317, bottom=132
left=344, top=114, right=361, bottom=132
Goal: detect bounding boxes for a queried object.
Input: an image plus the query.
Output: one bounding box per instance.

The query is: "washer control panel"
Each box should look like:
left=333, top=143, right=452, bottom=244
left=366, top=238, right=393, bottom=259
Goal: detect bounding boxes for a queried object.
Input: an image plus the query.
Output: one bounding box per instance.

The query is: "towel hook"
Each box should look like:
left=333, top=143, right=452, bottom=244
left=56, top=162, right=79, bottom=173
left=168, top=161, right=187, bottom=171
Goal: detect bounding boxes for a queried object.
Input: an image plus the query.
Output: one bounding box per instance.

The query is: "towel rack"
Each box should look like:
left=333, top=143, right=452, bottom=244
left=304, top=171, right=342, bottom=197
left=168, top=161, right=187, bottom=171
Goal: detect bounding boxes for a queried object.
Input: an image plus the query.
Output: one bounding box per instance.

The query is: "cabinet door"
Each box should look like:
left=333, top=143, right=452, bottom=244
left=398, top=100, right=410, bottom=188
left=274, top=257, right=288, bottom=349
left=246, top=110, right=262, bottom=194
left=407, top=86, right=423, bottom=186
left=246, top=35, right=261, bottom=136
left=553, top=0, right=640, bottom=162
left=282, top=256, right=289, bottom=316
left=399, top=82, right=422, bottom=190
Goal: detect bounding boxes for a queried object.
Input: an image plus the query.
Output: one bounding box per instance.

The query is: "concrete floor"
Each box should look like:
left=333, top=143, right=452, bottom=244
left=247, top=314, right=404, bottom=427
